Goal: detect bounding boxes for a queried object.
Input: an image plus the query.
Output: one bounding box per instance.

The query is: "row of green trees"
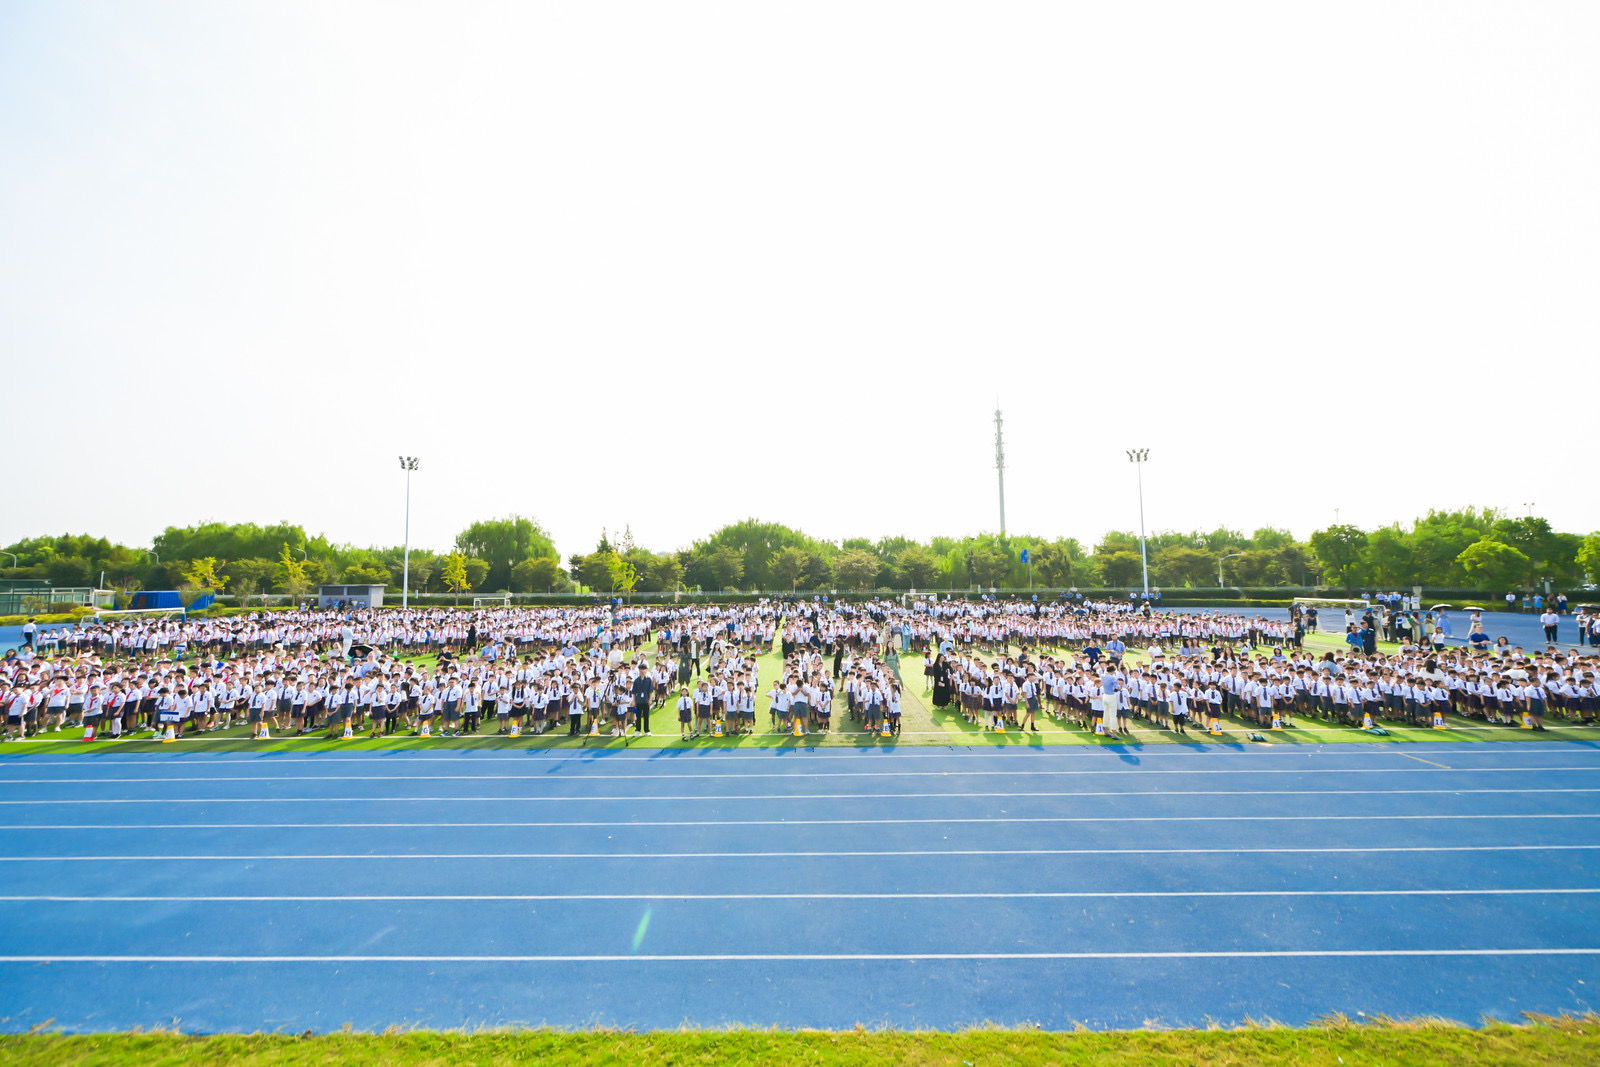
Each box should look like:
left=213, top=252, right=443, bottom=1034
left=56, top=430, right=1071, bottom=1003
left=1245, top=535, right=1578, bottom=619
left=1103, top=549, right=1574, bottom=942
left=4, top=508, right=1596, bottom=598
left=547, top=512, right=1598, bottom=594
left=1307, top=509, right=1598, bottom=592
left=1, top=516, right=564, bottom=600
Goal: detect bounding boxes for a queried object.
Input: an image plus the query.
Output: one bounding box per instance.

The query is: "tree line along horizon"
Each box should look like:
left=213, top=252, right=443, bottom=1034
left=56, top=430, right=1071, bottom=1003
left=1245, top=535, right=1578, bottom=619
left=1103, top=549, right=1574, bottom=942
left=3, top=509, right=1597, bottom=601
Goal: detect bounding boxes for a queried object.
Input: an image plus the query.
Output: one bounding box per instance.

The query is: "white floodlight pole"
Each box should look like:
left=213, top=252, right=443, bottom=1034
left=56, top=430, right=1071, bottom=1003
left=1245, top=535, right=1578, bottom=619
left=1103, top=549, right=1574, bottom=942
left=399, top=456, right=419, bottom=608
left=1126, top=449, right=1150, bottom=597
left=1219, top=550, right=1244, bottom=586
left=994, top=407, right=1006, bottom=536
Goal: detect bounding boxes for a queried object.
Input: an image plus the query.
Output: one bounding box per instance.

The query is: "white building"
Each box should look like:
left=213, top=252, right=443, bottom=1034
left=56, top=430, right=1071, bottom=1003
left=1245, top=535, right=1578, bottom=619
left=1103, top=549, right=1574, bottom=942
left=316, top=584, right=385, bottom=608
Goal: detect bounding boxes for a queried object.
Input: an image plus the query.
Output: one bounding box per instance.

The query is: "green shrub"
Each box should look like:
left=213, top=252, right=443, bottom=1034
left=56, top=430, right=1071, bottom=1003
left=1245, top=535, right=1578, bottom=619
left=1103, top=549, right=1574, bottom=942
left=0, top=612, right=83, bottom=626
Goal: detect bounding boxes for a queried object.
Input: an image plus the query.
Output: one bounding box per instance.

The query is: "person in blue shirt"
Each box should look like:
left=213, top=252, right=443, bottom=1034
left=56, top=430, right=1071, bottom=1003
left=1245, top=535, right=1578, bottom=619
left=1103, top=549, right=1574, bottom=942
left=1082, top=643, right=1101, bottom=667
left=1105, top=638, right=1126, bottom=664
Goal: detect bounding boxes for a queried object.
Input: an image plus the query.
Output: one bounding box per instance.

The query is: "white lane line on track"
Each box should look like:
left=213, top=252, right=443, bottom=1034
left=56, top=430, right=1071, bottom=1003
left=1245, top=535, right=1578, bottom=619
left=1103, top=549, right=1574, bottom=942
left=5, top=788, right=1600, bottom=804
left=3, top=888, right=1597, bottom=902
left=5, top=813, right=1598, bottom=830
left=5, top=844, right=1597, bottom=861
left=6, top=765, right=1598, bottom=784
left=3, top=949, right=1598, bottom=963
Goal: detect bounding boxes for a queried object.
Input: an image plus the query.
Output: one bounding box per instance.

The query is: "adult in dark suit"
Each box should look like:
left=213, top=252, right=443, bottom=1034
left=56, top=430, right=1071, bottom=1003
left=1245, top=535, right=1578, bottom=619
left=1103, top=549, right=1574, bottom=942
left=632, top=671, right=653, bottom=735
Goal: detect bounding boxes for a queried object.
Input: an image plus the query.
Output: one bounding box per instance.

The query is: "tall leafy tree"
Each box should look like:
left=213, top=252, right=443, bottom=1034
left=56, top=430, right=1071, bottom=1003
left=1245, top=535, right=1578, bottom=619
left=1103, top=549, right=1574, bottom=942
left=1095, top=531, right=1142, bottom=556
left=157, top=522, right=310, bottom=564
left=455, top=515, right=557, bottom=592
left=1457, top=539, right=1532, bottom=591
left=441, top=552, right=471, bottom=604
left=1362, top=525, right=1413, bottom=586
left=178, top=557, right=228, bottom=592
left=769, top=546, right=809, bottom=590
left=1152, top=546, right=1214, bottom=587
left=579, top=552, right=618, bottom=592
left=894, top=545, right=943, bottom=589
left=706, top=546, right=745, bottom=591
left=1029, top=541, right=1078, bottom=587
left=1308, top=525, right=1368, bottom=588
left=968, top=546, right=1010, bottom=589
left=275, top=544, right=312, bottom=600
left=607, top=557, right=641, bottom=600
left=834, top=549, right=881, bottom=591
left=641, top=555, right=684, bottom=593
left=1095, top=550, right=1144, bottom=587
left=1228, top=549, right=1278, bottom=586
left=1488, top=517, right=1579, bottom=584
left=232, top=558, right=278, bottom=605
left=1577, top=534, right=1600, bottom=585
left=343, top=562, right=392, bottom=585
left=1274, top=544, right=1317, bottom=585
left=800, top=550, right=833, bottom=589
left=695, top=519, right=832, bottom=590
left=511, top=556, right=566, bottom=593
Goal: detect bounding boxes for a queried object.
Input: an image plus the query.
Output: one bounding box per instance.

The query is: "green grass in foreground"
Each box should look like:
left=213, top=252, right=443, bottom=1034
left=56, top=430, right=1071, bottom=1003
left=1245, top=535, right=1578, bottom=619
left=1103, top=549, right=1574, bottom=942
left=5, top=1018, right=1600, bottom=1066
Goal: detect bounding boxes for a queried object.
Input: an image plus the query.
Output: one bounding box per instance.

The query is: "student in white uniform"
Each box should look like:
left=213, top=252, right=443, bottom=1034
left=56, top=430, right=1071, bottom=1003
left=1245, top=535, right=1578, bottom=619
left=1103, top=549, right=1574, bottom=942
left=676, top=686, right=695, bottom=740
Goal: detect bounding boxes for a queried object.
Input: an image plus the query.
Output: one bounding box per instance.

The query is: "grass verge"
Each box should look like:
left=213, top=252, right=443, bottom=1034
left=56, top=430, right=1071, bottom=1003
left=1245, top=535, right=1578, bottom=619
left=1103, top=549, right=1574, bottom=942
left=5, top=1016, right=1600, bottom=1066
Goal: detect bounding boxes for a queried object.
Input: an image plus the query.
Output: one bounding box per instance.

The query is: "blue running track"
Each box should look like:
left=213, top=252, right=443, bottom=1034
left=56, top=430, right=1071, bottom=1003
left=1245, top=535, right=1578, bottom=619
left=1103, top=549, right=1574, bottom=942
left=2, top=742, right=1599, bottom=1032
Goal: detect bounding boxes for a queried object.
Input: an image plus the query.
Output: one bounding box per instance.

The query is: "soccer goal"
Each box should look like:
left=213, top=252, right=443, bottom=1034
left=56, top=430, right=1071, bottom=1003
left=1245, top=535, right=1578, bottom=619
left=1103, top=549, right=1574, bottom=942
left=472, top=594, right=512, bottom=609
left=1292, top=597, right=1368, bottom=616
left=92, top=606, right=188, bottom=622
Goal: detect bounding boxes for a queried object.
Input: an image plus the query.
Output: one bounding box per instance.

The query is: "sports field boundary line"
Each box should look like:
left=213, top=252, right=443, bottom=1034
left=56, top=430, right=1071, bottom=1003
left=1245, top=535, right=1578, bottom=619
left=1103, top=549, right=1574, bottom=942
left=3, top=723, right=1594, bottom=746
left=5, top=888, right=1596, bottom=902
left=9, top=764, right=1599, bottom=784
left=4, top=948, right=1598, bottom=963
left=8, top=813, right=1597, bottom=830
left=6, top=787, right=1598, bottom=804
left=1, top=745, right=1590, bottom=765
left=6, top=844, right=1597, bottom=861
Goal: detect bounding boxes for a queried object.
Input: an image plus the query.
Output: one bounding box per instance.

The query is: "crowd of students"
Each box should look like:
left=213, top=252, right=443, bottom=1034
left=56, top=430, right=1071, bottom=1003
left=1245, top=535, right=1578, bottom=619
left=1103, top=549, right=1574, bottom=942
left=928, top=638, right=1599, bottom=737
left=0, top=602, right=889, bottom=743
left=3, top=597, right=1597, bottom=742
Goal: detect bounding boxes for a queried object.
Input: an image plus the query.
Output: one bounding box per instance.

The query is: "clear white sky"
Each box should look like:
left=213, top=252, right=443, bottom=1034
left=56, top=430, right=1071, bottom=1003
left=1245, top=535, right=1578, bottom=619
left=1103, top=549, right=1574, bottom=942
left=3, top=1, right=1596, bottom=559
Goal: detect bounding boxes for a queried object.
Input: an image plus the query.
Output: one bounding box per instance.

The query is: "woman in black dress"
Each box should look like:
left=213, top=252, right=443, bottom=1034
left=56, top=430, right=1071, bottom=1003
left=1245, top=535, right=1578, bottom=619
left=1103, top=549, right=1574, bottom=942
left=930, top=652, right=953, bottom=709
